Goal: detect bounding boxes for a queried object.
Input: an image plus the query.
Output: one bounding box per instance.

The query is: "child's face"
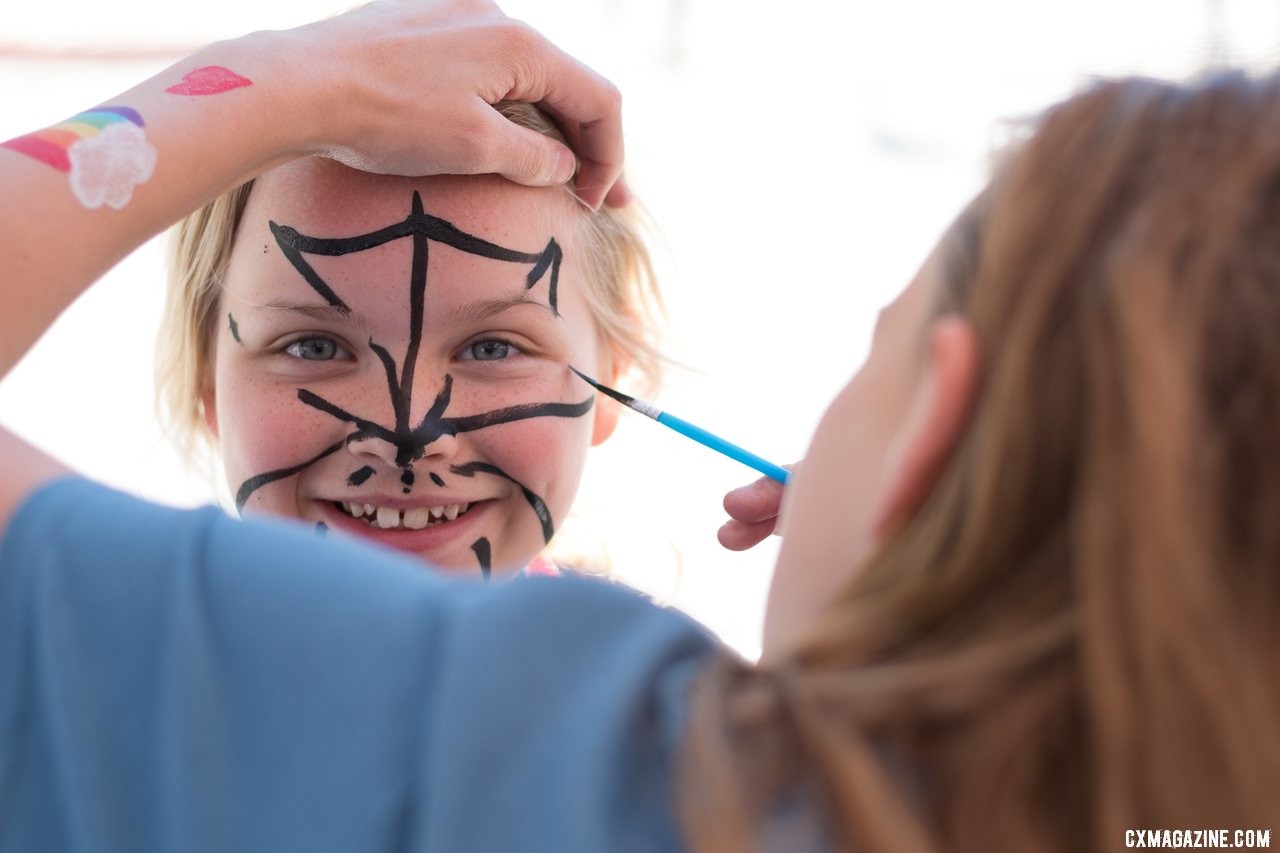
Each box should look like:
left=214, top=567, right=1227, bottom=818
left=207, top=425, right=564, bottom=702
left=206, top=159, right=617, bottom=578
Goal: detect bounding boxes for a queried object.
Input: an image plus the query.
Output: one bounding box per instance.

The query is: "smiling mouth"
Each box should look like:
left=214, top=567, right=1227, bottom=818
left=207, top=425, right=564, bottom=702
left=334, top=501, right=473, bottom=530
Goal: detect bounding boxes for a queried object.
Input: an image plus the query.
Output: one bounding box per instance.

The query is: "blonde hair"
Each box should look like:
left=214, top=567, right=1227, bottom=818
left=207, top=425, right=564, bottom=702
left=681, top=73, right=1280, bottom=851
left=157, top=102, right=662, bottom=461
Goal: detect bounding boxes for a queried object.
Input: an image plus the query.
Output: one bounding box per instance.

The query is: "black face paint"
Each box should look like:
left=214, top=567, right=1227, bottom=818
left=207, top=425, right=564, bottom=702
left=451, top=461, right=555, bottom=544
left=471, top=537, right=492, bottom=581
left=294, top=381, right=593, bottom=467
left=228, top=312, right=242, bottom=344
left=233, top=191, right=592, bottom=557
left=347, top=466, right=375, bottom=487
left=235, top=440, right=345, bottom=510
left=429, top=473, right=445, bottom=487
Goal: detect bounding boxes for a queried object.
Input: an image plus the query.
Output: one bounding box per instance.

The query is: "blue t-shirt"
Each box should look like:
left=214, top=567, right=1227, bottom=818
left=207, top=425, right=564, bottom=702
left=0, top=479, right=716, bottom=853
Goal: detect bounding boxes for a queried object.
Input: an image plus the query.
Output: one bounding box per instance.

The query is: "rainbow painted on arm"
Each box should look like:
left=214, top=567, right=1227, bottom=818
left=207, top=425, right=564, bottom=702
left=1, top=106, right=156, bottom=210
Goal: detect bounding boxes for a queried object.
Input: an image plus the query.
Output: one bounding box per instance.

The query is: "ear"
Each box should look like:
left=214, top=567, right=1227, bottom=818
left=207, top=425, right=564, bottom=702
left=590, top=349, right=628, bottom=446
left=871, top=316, right=980, bottom=534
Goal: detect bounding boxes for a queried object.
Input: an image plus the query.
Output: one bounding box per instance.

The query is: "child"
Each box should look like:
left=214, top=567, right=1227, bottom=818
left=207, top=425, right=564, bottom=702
left=156, top=102, right=661, bottom=579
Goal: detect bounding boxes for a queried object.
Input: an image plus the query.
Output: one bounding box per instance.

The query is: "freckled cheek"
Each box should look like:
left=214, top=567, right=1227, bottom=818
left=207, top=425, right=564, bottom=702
left=829, top=369, right=890, bottom=445
left=214, top=371, right=340, bottom=483
left=465, top=413, right=594, bottom=516
left=457, top=369, right=572, bottom=408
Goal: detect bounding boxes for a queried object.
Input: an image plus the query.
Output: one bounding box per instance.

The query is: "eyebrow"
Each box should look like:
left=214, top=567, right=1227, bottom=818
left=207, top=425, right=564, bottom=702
left=443, top=296, right=555, bottom=326
left=256, top=300, right=353, bottom=320
left=250, top=296, right=553, bottom=325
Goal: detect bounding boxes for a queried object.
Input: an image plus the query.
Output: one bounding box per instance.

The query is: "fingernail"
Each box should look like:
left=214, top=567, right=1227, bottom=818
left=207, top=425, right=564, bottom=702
left=552, top=148, right=576, bottom=185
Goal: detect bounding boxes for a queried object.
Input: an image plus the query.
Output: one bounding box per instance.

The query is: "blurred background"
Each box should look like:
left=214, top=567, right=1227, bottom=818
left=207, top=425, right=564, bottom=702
left=3, top=0, right=1279, bottom=656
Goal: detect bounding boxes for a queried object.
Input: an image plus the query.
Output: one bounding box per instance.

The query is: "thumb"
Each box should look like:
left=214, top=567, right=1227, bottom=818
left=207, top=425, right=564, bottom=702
left=483, top=111, right=577, bottom=188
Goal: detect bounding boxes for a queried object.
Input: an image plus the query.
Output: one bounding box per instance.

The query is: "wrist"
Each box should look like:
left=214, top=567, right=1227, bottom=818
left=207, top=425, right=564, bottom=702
left=176, top=28, right=322, bottom=175
left=245, top=21, right=371, bottom=167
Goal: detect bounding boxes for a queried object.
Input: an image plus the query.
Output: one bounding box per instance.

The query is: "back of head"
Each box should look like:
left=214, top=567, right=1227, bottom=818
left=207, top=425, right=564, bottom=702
left=682, top=72, right=1280, bottom=852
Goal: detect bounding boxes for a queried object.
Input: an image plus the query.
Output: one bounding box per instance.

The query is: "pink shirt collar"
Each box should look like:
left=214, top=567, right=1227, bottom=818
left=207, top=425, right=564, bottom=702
left=523, top=554, right=560, bottom=577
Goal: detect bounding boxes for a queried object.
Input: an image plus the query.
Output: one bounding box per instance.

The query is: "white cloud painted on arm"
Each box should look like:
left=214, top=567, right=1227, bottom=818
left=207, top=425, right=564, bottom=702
left=67, top=122, right=157, bottom=210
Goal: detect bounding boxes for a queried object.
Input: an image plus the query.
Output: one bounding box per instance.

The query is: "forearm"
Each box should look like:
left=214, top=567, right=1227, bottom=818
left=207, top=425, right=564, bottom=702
left=0, top=30, right=314, bottom=377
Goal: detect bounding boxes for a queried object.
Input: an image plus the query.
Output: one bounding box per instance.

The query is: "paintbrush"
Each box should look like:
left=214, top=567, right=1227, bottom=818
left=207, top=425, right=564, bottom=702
left=570, top=367, right=790, bottom=484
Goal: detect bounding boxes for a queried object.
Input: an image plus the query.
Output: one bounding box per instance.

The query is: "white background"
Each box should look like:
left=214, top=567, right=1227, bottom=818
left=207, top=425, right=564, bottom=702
left=3, top=0, right=1278, bottom=656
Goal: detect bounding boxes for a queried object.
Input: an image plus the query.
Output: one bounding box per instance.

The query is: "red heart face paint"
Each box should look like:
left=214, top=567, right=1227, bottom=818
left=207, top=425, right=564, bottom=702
left=165, top=65, right=253, bottom=96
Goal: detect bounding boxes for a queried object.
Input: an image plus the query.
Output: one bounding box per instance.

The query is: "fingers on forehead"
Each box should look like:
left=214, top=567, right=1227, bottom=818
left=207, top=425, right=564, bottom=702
left=499, top=41, right=624, bottom=207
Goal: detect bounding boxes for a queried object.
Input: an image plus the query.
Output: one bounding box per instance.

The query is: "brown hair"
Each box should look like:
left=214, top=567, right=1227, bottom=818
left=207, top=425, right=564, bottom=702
left=156, top=102, right=662, bottom=461
left=681, top=73, right=1280, bottom=851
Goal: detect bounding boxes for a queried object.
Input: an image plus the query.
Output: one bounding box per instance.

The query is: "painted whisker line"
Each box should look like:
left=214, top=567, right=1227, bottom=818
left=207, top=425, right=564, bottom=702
left=569, top=367, right=791, bottom=485
left=439, top=396, right=594, bottom=434
left=451, top=462, right=555, bottom=544
left=297, top=390, right=396, bottom=443
left=298, top=384, right=594, bottom=459
left=235, top=439, right=346, bottom=510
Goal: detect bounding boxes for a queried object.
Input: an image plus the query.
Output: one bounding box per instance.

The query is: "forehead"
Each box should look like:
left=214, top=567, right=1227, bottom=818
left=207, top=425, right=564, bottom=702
left=240, top=158, right=581, bottom=253
left=226, top=159, right=586, bottom=314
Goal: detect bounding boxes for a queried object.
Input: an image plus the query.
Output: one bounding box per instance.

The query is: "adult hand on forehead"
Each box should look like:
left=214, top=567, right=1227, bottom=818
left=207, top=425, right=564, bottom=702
left=295, top=0, right=629, bottom=209
left=717, top=465, right=796, bottom=551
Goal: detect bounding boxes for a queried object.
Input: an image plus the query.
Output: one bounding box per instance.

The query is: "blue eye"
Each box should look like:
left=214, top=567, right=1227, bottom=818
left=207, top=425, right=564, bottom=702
left=460, top=339, right=518, bottom=361
left=285, top=336, right=348, bottom=361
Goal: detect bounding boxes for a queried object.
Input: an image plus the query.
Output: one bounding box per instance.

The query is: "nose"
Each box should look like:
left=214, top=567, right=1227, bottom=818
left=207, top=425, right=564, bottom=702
left=347, top=430, right=460, bottom=470
left=338, top=365, right=460, bottom=481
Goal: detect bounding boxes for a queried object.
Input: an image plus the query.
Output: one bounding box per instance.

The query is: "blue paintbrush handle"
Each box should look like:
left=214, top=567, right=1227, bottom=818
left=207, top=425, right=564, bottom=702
left=656, top=411, right=790, bottom=484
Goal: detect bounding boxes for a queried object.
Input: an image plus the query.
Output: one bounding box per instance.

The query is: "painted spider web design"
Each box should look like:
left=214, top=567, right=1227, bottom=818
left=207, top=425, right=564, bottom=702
left=233, top=191, right=594, bottom=577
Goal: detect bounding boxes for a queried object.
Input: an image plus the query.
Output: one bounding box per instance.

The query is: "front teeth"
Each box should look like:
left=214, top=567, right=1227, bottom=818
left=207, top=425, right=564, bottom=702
left=341, top=501, right=470, bottom=530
